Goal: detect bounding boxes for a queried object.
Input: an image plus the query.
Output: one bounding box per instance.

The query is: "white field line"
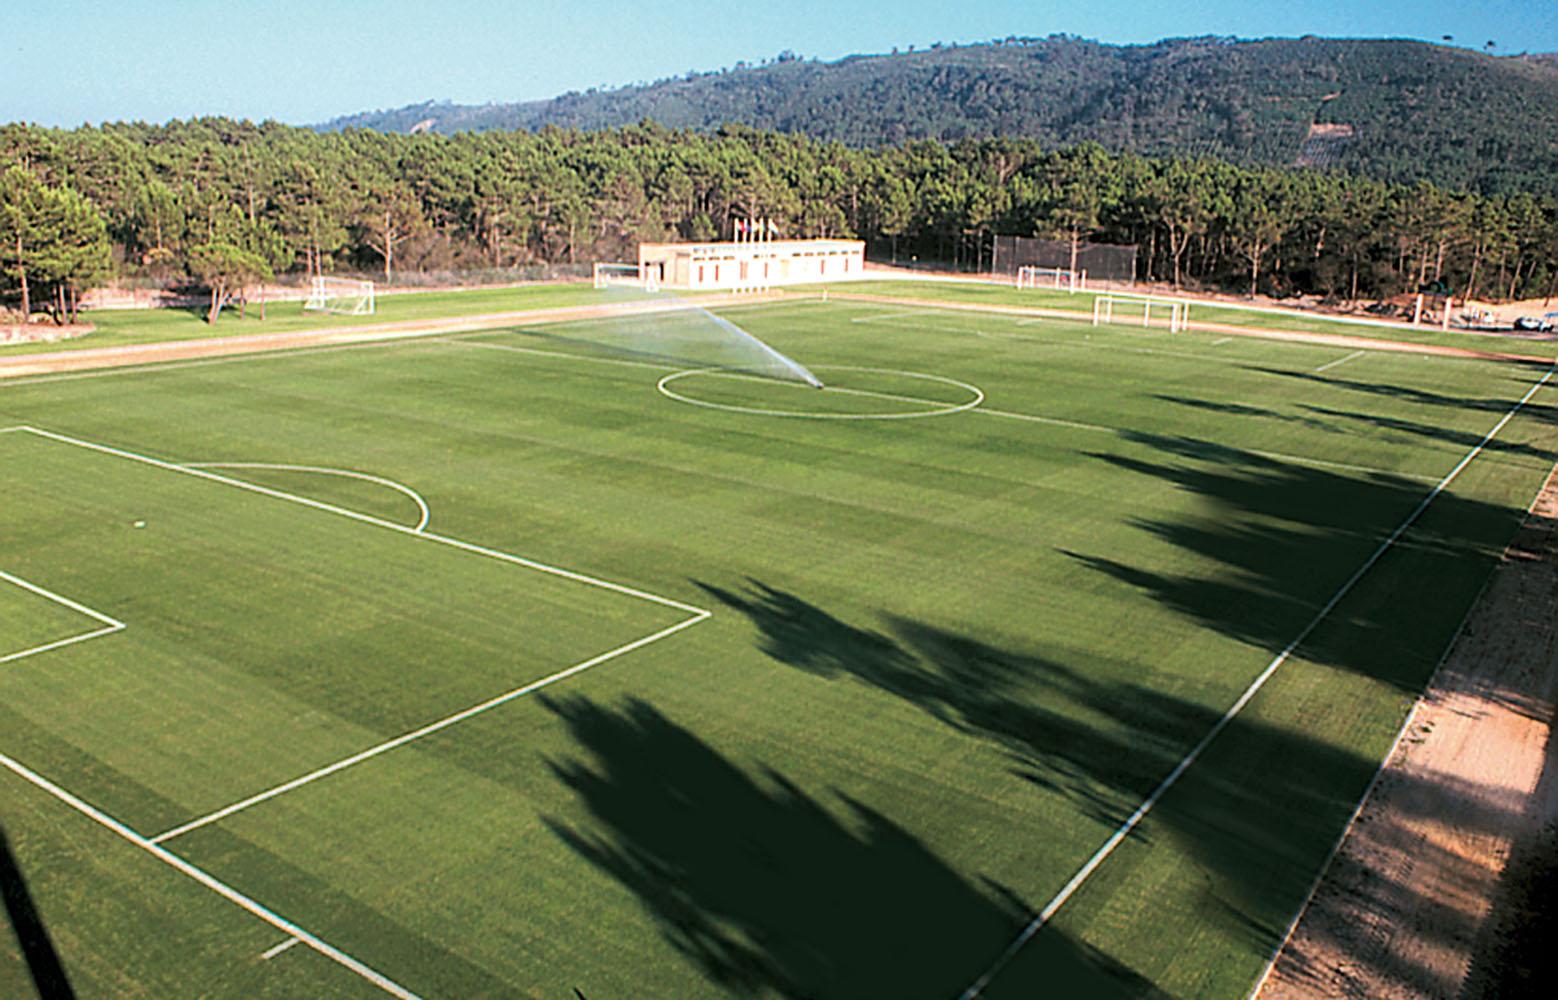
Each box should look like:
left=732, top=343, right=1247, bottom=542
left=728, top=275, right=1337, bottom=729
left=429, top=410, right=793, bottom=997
left=261, top=937, right=304, bottom=961
left=1315, top=350, right=1367, bottom=373
left=0, top=425, right=26, bottom=432
left=184, top=463, right=431, bottom=533
left=1242, top=673, right=1430, bottom=1000
left=1212, top=337, right=1234, bottom=346
left=1242, top=467, right=1558, bottom=1000
left=971, top=408, right=1438, bottom=482
left=0, top=338, right=432, bottom=389
left=0, top=750, right=418, bottom=998
left=849, top=309, right=939, bottom=325
left=0, top=568, right=128, bottom=666
left=958, top=364, right=1557, bottom=999
left=18, top=426, right=704, bottom=617
left=0, top=568, right=126, bottom=628
left=0, top=625, right=125, bottom=667
left=151, top=610, right=709, bottom=844
left=453, top=341, right=1438, bottom=482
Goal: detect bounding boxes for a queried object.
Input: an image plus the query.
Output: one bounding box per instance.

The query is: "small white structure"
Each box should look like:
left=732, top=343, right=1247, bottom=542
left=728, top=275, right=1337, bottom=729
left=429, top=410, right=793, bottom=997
left=303, top=276, right=375, bottom=315
left=638, top=237, right=865, bottom=291
left=1016, top=265, right=1086, bottom=293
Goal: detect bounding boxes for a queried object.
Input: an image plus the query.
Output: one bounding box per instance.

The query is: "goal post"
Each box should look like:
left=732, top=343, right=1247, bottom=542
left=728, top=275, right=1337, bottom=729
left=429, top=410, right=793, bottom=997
left=593, top=262, right=659, bottom=292
left=303, top=277, right=375, bottom=316
left=1092, top=294, right=1189, bottom=333
left=1017, top=265, right=1086, bottom=293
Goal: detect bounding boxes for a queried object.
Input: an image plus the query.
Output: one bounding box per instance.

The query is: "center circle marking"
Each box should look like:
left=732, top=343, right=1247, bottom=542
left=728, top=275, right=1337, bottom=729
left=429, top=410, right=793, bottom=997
left=656, top=365, right=985, bottom=420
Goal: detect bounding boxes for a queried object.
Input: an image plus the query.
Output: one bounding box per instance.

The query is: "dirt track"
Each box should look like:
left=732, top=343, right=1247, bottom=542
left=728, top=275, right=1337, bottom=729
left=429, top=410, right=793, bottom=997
left=1257, top=467, right=1558, bottom=1000
left=0, top=293, right=774, bottom=381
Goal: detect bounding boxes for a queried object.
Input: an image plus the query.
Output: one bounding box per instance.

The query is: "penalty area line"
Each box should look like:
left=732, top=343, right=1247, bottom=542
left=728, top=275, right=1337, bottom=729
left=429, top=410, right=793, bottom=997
left=0, top=750, right=419, bottom=998
left=18, top=426, right=704, bottom=618
left=1315, top=349, right=1366, bottom=373
left=262, top=937, right=304, bottom=961
left=0, top=567, right=128, bottom=667
left=150, top=610, right=710, bottom=845
left=184, top=462, right=431, bottom=534
left=957, top=364, right=1557, bottom=999
left=0, top=624, right=124, bottom=667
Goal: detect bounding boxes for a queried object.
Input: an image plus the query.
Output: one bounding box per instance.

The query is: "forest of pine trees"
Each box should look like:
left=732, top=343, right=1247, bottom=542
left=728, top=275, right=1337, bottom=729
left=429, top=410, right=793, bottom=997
left=2, top=117, right=1555, bottom=323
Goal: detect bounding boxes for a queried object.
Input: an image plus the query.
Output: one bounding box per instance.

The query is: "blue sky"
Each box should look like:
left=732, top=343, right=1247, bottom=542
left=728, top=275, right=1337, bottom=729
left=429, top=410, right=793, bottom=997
left=3, top=0, right=1553, bottom=127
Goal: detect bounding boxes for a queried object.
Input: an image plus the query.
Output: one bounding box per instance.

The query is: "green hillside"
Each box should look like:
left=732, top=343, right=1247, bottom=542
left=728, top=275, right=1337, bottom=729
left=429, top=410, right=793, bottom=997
left=318, top=36, right=1558, bottom=196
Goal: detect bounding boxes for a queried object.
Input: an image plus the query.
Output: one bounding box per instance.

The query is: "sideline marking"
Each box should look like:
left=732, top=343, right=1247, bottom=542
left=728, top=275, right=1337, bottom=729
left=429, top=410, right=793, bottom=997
left=1315, top=350, right=1366, bottom=373
left=849, top=309, right=938, bottom=325
left=0, top=750, right=418, bottom=998
left=1212, top=337, right=1234, bottom=346
left=184, top=462, right=431, bottom=533
left=0, top=425, right=25, bottom=433
left=958, top=364, right=1557, bottom=998
left=0, top=338, right=436, bottom=389
left=150, top=611, right=709, bottom=844
left=18, top=427, right=703, bottom=616
left=0, top=567, right=127, bottom=666
left=262, top=937, right=303, bottom=961
left=1243, top=468, right=1558, bottom=999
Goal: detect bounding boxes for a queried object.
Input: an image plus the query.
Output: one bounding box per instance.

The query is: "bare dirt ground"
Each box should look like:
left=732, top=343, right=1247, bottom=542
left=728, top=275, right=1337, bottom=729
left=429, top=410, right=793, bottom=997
left=1258, top=467, right=1558, bottom=1000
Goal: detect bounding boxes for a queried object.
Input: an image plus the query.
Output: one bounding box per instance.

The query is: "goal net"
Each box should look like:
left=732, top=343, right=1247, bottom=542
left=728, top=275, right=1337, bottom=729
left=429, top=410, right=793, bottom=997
left=1017, top=265, right=1085, bottom=293
left=303, top=277, right=375, bottom=316
left=594, top=262, right=659, bottom=292
left=1092, top=294, right=1189, bottom=333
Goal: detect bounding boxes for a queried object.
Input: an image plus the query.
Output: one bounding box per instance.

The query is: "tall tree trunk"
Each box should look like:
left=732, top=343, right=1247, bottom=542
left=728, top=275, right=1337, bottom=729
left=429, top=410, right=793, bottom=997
left=14, top=235, right=27, bottom=319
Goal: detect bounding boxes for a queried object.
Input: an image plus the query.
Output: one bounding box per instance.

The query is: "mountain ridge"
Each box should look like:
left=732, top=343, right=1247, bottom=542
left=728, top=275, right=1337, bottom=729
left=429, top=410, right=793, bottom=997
left=316, top=35, right=1558, bottom=196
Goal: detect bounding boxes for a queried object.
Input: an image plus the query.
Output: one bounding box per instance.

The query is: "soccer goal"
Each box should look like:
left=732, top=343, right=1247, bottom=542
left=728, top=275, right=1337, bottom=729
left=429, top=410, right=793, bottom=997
left=303, top=276, right=375, bottom=316
left=1092, top=294, right=1189, bottom=333
left=593, top=262, right=659, bottom=292
left=1017, top=265, right=1086, bottom=293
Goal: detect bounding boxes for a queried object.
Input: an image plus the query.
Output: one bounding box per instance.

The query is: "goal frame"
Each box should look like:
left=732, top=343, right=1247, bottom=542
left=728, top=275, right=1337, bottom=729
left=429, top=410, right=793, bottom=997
left=302, top=276, right=376, bottom=316
left=1017, top=265, right=1086, bottom=293
left=1092, top=294, right=1189, bottom=333
left=593, top=262, right=659, bottom=293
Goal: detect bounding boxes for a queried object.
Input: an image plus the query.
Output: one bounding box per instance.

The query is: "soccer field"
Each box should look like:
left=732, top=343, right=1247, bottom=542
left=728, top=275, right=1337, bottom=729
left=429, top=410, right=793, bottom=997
left=2, top=297, right=1554, bottom=998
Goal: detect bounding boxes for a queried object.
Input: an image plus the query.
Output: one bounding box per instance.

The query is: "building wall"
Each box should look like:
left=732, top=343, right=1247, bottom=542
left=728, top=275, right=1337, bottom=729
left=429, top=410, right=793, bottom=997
left=638, top=239, right=865, bottom=290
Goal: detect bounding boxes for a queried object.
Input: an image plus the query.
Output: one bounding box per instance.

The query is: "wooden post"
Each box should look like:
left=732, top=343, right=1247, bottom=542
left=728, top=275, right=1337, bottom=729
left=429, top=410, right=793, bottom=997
left=1412, top=293, right=1424, bottom=326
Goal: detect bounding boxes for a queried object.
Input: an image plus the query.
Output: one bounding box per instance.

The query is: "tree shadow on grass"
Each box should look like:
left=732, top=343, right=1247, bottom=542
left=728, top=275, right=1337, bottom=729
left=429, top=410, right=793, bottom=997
left=1244, top=365, right=1558, bottom=423
left=1299, top=404, right=1557, bottom=463
left=539, top=694, right=1159, bottom=999
left=1150, top=394, right=1340, bottom=433
left=1075, top=430, right=1524, bottom=691
left=677, top=428, right=1546, bottom=995
left=691, top=577, right=1527, bottom=998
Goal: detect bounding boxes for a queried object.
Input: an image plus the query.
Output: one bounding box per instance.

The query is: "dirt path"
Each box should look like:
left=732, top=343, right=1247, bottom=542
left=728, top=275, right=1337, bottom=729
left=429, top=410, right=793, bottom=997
left=0, top=292, right=775, bottom=381
left=1256, top=467, right=1558, bottom=1000
left=830, top=292, right=1552, bottom=364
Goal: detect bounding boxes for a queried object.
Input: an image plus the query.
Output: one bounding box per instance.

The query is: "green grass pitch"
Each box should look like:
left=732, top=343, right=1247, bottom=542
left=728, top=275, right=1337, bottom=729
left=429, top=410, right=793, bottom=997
left=1, top=295, right=1554, bottom=998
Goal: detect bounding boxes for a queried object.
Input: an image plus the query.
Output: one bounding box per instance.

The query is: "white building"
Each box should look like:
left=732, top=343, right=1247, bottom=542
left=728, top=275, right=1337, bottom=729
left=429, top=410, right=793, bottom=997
left=638, top=238, right=865, bottom=290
